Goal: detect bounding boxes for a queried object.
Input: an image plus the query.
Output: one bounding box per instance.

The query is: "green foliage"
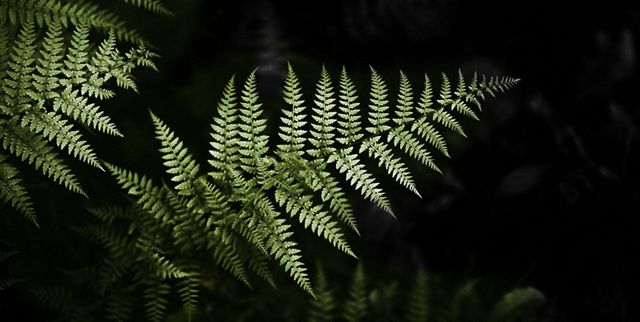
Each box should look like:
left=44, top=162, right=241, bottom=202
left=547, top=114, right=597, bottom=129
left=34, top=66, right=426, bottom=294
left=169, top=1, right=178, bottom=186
left=0, top=0, right=161, bottom=225
left=69, top=64, right=519, bottom=321
left=307, top=265, right=544, bottom=322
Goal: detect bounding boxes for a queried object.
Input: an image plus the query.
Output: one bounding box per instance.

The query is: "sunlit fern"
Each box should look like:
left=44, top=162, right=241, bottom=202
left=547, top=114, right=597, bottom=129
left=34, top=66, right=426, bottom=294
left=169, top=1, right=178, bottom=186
left=91, top=63, right=518, bottom=321
left=0, top=0, right=163, bottom=226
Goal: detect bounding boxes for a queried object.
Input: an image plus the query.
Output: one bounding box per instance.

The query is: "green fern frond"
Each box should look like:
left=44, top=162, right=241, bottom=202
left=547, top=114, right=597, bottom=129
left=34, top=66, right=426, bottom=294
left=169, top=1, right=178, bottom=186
left=101, top=65, right=518, bottom=303
left=0, top=154, right=36, bottom=225
left=105, top=288, right=135, bottom=322
left=118, top=0, right=172, bottom=15
left=255, top=195, right=314, bottom=296
left=20, top=110, right=103, bottom=170
left=151, top=111, right=204, bottom=204
left=278, top=63, right=307, bottom=156
left=308, top=263, right=335, bottom=322
left=0, top=121, right=85, bottom=195
left=53, top=87, right=123, bottom=137
left=337, top=66, right=363, bottom=145
left=309, top=65, right=337, bottom=158
left=329, top=147, right=394, bottom=216
left=104, top=162, right=173, bottom=224
left=298, top=159, right=359, bottom=234
left=143, top=280, right=170, bottom=322
left=360, top=136, right=420, bottom=197
left=2, top=18, right=37, bottom=113
left=177, top=270, right=200, bottom=321
left=405, top=270, right=430, bottom=322
left=366, top=66, right=391, bottom=135
left=211, top=231, right=251, bottom=287
left=209, top=75, right=240, bottom=180
left=342, top=263, right=367, bottom=322
left=0, top=0, right=146, bottom=44
left=272, top=172, right=355, bottom=258
left=32, top=19, right=64, bottom=101
left=237, top=71, right=269, bottom=174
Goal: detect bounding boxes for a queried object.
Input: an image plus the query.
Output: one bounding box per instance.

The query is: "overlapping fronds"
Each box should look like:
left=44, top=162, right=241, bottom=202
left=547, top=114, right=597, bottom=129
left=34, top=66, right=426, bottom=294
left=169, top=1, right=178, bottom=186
left=97, top=64, right=517, bottom=321
left=0, top=0, right=162, bottom=224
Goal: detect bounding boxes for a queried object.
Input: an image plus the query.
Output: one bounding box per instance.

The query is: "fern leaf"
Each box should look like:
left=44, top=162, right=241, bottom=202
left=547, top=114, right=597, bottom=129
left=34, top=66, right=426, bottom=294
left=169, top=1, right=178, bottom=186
left=61, top=21, right=90, bottom=86
left=104, top=162, right=174, bottom=224
left=2, top=18, right=36, bottom=113
left=343, top=263, right=367, bottom=322
left=431, top=108, right=466, bottom=138
left=337, top=66, right=363, bottom=145
left=32, top=19, right=64, bottom=101
left=118, top=0, right=172, bottom=15
left=329, top=147, right=394, bottom=217
left=53, top=87, right=123, bottom=137
left=309, top=65, right=337, bottom=158
left=209, top=75, right=240, bottom=179
left=394, top=70, right=414, bottom=126
left=0, top=121, right=84, bottom=195
left=105, top=288, right=135, bottom=322
left=151, top=111, right=206, bottom=210
left=273, top=174, right=355, bottom=257
left=212, top=229, right=252, bottom=287
left=298, top=159, right=359, bottom=234
left=278, top=63, right=307, bottom=156
left=178, top=270, right=200, bottom=321
left=143, top=280, right=170, bottom=322
left=366, top=66, right=391, bottom=135
left=0, top=154, right=36, bottom=225
left=254, top=195, right=314, bottom=296
left=308, top=263, right=335, bottom=322
left=412, top=120, right=450, bottom=158
left=405, top=270, right=430, bottom=322
left=360, top=136, right=420, bottom=197
left=388, top=129, right=440, bottom=173
left=237, top=71, right=269, bottom=173
left=0, top=0, right=146, bottom=44
left=20, top=110, right=103, bottom=170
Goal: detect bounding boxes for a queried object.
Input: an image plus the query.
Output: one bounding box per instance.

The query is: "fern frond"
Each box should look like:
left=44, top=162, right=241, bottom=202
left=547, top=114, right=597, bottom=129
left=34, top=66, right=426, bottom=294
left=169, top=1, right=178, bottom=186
left=0, top=121, right=84, bottom=195
left=2, top=18, right=36, bottom=113
left=105, top=288, right=135, bottom=322
left=211, top=230, right=251, bottom=287
left=104, top=162, right=173, bottom=224
left=366, top=66, right=391, bottom=135
left=32, top=19, right=64, bottom=101
left=61, top=21, right=90, bottom=86
left=388, top=128, right=440, bottom=173
left=342, top=263, right=367, bottom=322
left=0, top=154, right=36, bottom=225
left=394, top=70, right=414, bottom=126
left=237, top=71, right=269, bottom=174
left=177, top=270, right=200, bottom=321
left=277, top=63, right=307, bottom=156
left=337, top=66, right=363, bottom=145
left=308, top=263, right=335, bottom=322
left=298, top=159, right=359, bottom=234
left=309, top=65, right=337, bottom=158
left=254, top=194, right=314, bottom=296
left=20, top=110, right=102, bottom=170
left=0, top=0, right=146, bottom=44
left=272, top=173, right=355, bottom=257
left=143, top=280, right=170, bottom=322
left=117, top=0, right=172, bottom=15
left=360, top=136, right=420, bottom=196
left=53, top=87, right=123, bottom=137
left=151, top=111, right=205, bottom=210
left=329, top=147, right=394, bottom=216
left=209, top=75, right=240, bottom=179
left=405, top=270, right=430, bottom=322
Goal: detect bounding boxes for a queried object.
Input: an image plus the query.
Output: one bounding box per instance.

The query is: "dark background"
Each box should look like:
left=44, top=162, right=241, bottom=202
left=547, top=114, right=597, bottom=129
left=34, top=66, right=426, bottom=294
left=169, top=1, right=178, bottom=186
left=2, top=0, right=640, bottom=321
